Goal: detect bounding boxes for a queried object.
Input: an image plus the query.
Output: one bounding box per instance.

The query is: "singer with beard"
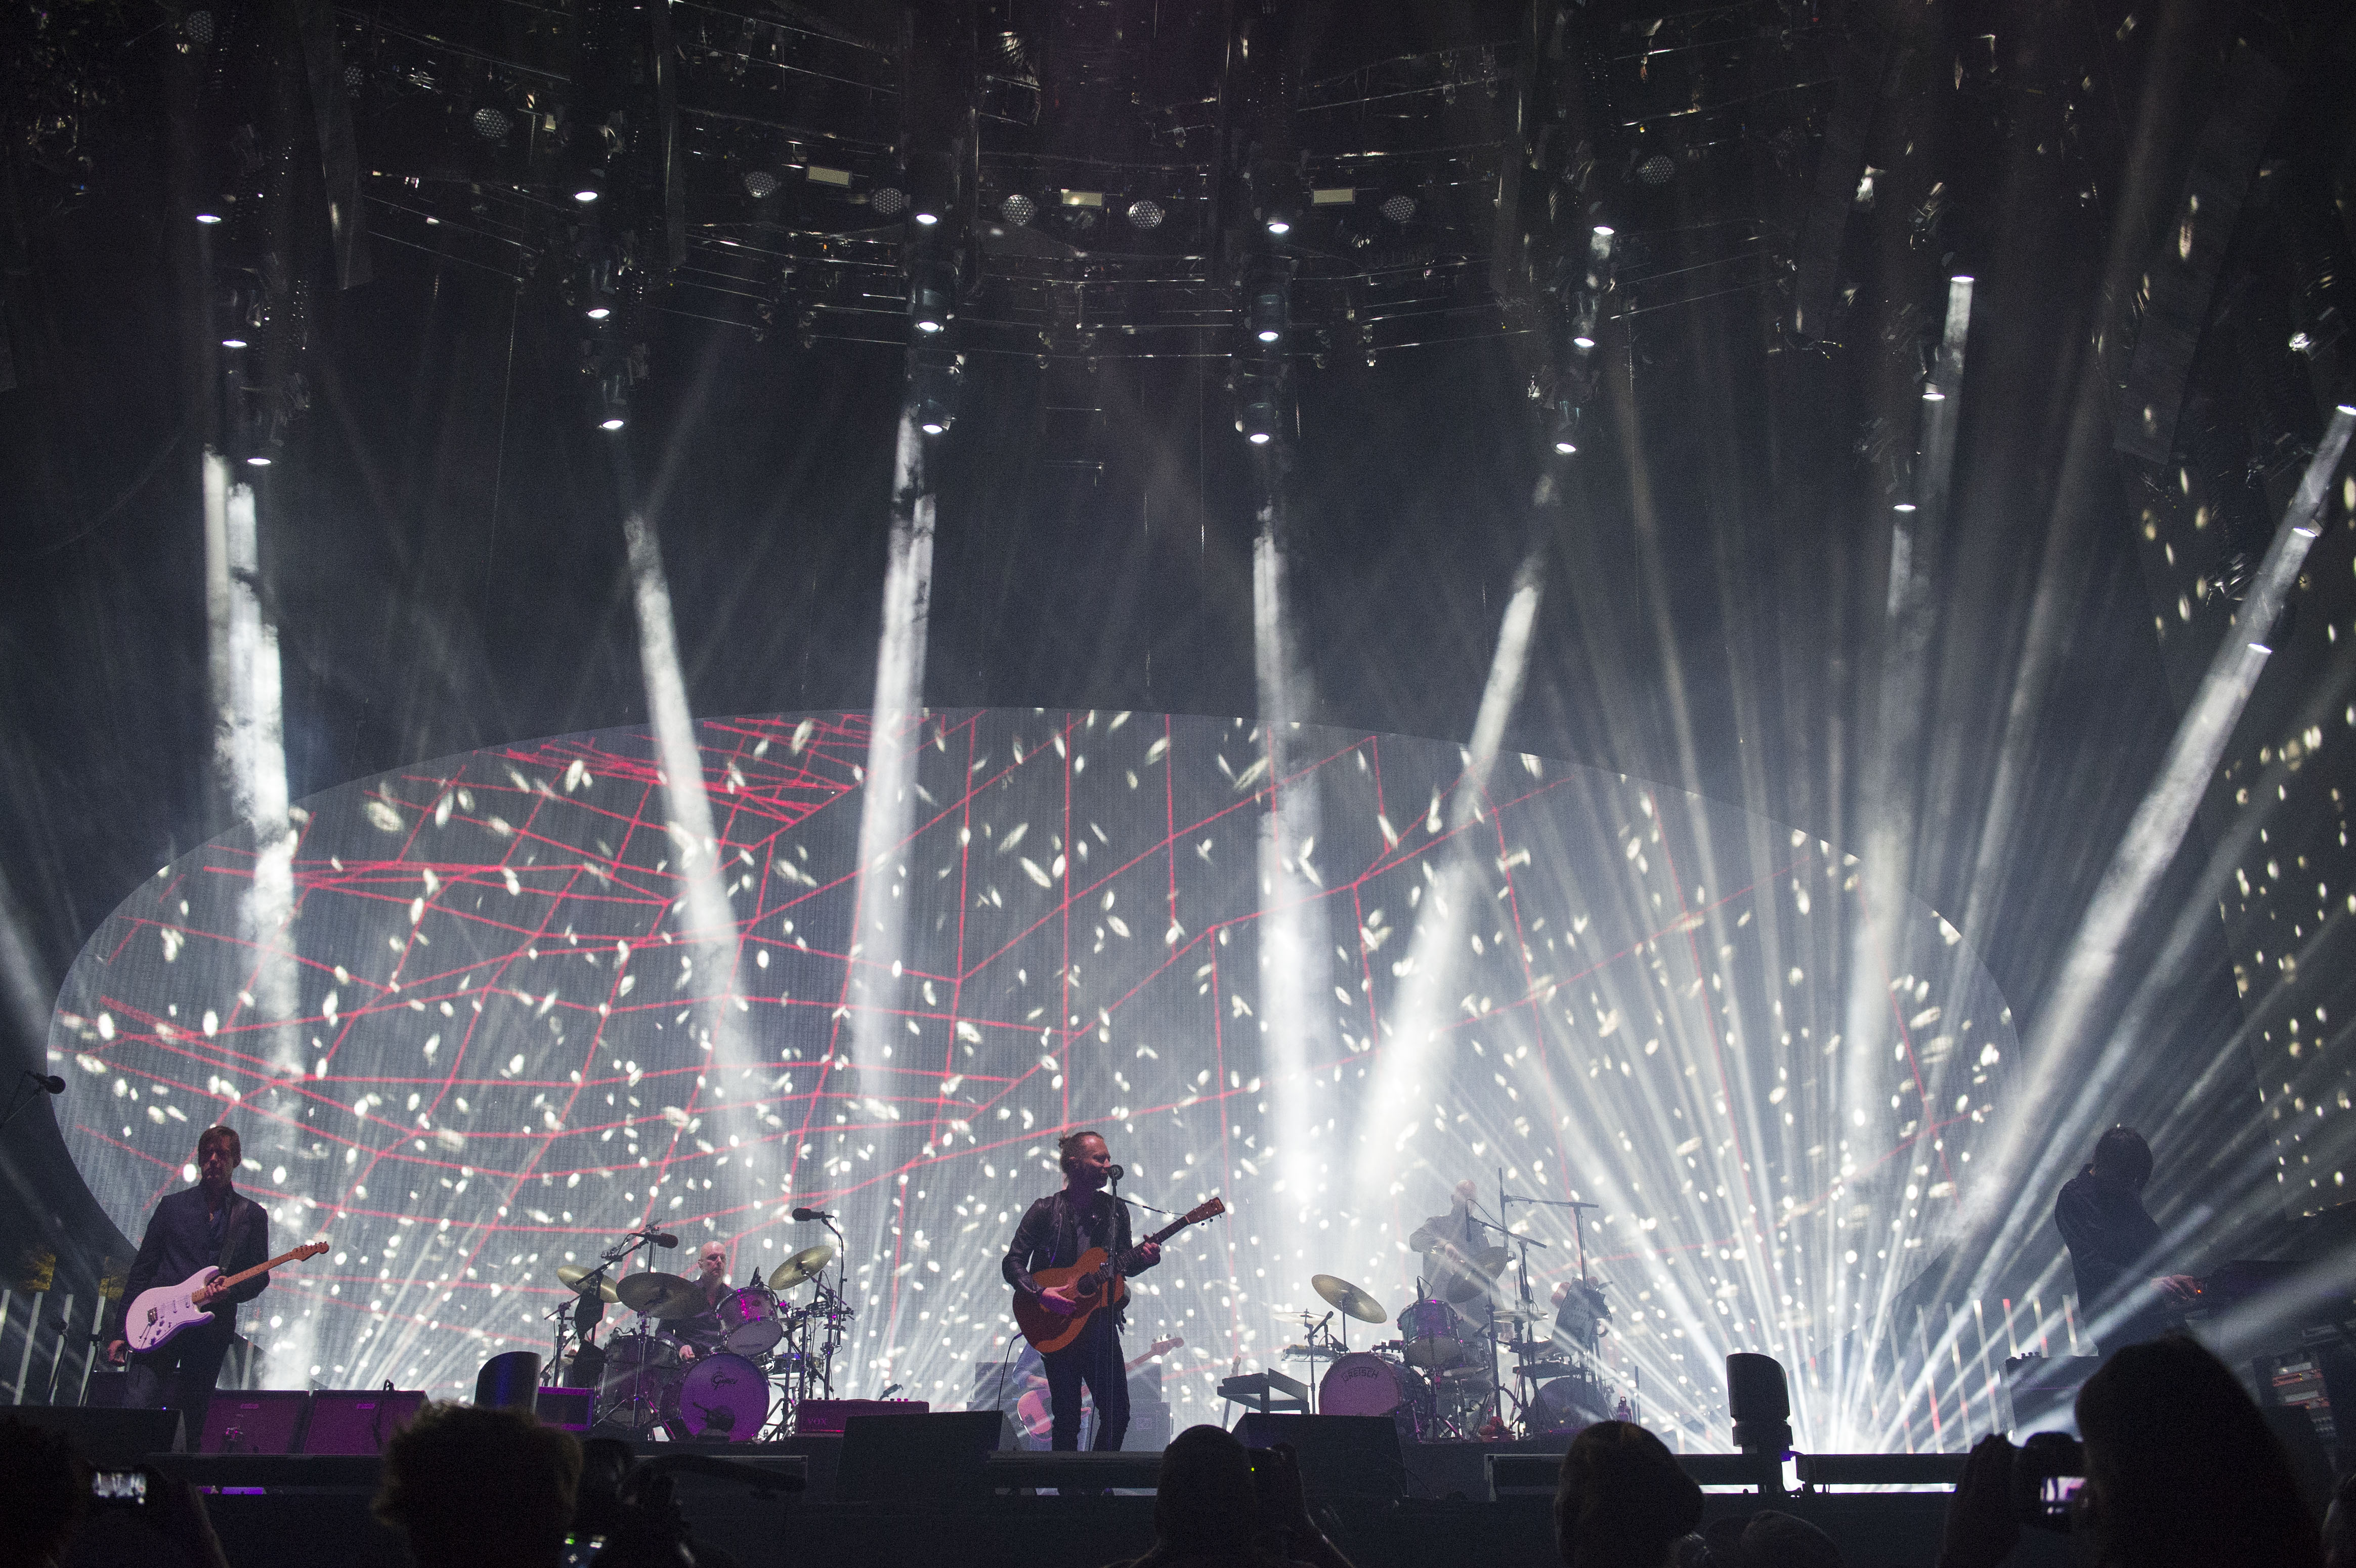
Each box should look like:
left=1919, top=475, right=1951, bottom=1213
left=1001, top=1131, right=1161, bottom=1451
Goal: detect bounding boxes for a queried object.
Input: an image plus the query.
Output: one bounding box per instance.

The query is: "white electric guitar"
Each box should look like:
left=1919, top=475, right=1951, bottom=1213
left=125, top=1241, right=329, bottom=1354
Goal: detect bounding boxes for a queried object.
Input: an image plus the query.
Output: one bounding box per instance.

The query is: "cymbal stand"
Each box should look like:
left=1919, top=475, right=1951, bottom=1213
left=544, top=1227, right=661, bottom=1387
left=1499, top=1173, right=1588, bottom=1435
left=1296, top=1309, right=1343, bottom=1413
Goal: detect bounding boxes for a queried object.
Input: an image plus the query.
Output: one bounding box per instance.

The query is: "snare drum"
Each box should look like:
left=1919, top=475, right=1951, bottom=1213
left=1396, top=1297, right=1470, bottom=1369
left=1319, top=1352, right=1427, bottom=1417
left=663, top=1352, right=772, bottom=1441
left=715, top=1284, right=784, bottom=1355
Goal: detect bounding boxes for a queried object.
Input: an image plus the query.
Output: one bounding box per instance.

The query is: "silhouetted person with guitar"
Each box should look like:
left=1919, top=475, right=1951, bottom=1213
left=1003, top=1130, right=1162, bottom=1451
left=104, top=1125, right=271, bottom=1431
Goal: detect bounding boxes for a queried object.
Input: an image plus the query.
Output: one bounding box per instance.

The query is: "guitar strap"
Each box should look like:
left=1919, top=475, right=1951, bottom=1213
left=215, top=1195, right=250, bottom=1275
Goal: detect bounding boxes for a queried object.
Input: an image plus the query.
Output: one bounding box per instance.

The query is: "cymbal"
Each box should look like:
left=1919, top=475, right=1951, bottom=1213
left=1436, top=1248, right=1510, bottom=1303
left=615, top=1271, right=703, bottom=1319
left=554, top=1265, right=618, bottom=1303
left=1494, top=1303, right=1549, bottom=1323
left=1311, top=1274, right=1387, bottom=1325
left=769, top=1243, right=835, bottom=1291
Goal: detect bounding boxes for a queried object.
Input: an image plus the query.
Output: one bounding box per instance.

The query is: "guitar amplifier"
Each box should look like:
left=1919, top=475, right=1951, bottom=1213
left=198, top=1390, right=311, bottom=1455
left=300, top=1390, right=427, bottom=1454
left=534, top=1386, right=596, bottom=1433
left=793, top=1398, right=929, bottom=1434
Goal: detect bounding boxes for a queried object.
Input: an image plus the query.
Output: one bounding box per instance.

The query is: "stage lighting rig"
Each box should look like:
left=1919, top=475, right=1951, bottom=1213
left=908, top=254, right=957, bottom=338
left=909, top=352, right=962, bottom=438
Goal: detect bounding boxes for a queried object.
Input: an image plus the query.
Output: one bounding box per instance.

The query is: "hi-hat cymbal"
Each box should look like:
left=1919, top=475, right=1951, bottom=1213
left=615, top=1271, right=703, bottom=1319
left=555, top=1264, right=619, bottom=1303
left=769, top=1243, right=835, bottom=1291
left=1311, top=1274, right=1387, bottom=1325
left=1436, top=1248, right=1511, bottom=1303
left=1495, top=1303, right=1549, bottom=1323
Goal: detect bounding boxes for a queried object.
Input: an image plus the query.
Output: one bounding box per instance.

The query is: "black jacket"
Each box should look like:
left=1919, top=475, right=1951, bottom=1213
left=2053, top=1168, right=2170, bottom=1347
left=1002, top=1190, right=1159, bottom=1303
left=108, top=1186, right=272, bottom=1340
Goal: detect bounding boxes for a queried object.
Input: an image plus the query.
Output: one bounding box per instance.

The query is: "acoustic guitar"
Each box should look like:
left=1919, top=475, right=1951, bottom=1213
left=124, top=1241, right=330, bottom=1353
left=1015, top=1335, right=1185, bottom=1439
left=1013, top=1197, right=1226, bottom=1355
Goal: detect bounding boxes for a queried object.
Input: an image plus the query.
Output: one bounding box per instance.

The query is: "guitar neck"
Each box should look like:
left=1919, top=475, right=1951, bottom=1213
left=215, top=1245, right=313, bottom=1293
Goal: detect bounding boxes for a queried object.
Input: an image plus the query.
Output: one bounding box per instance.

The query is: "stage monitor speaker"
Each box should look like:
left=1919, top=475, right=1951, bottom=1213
left=198, top=1390, right=310, bottom=1454
left=1231, top=1413, right=1406, bottom=1501
left=2, top=1406, right=184, bottom=1465
left=302, top=1390, right=427, bottom=1454
left=475, top=1351, right=541, bottom=1410
left=836, top=1410, right=1001, bottom=1504
left=534, top=1386, right=595, bottom=1434
left=793, top=1397, right=929, bottom=1435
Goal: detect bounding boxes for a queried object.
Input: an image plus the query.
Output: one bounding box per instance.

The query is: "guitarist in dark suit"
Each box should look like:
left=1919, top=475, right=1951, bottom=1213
left=104, top=1124, right=272, bottom=1428
left=1001, top=1130, right=1161, bottom=1451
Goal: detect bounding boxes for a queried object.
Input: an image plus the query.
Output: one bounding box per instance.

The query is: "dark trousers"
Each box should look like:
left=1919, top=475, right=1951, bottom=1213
left=124, top=1320, right=235, bottom=1442
left=1044, top=1311, right=1130, bottom=1452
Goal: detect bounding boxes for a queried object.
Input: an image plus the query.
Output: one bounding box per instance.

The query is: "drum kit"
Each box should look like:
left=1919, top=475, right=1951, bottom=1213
left=549, top=1234, right=851, bottom=1442
left=1279, top=1181, right=1623, bottom=1442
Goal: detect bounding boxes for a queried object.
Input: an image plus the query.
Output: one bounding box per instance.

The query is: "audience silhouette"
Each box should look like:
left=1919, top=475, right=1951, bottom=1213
left=1101, top=1424, right=1357, bottom=1568
left=1556, top=1419, right=1706, bottom=1568
left=1940, top=1332, right=2322, bottom=1568
left=372, top=1401, right=583, bottom=1568
left=0, top=1418, right=89, bottom=1568
left=1690, top=1508, right=1845, bottom=1568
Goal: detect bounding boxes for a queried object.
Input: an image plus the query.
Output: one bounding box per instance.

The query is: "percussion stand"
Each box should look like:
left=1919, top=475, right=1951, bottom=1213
left=550, top=1229, right=659, bottom=1392
left=1499, top=1181, right=1598, bottom=1433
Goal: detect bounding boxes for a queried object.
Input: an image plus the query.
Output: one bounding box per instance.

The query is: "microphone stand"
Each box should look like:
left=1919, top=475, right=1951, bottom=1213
left=547, top=1228, right=662, bottom=1390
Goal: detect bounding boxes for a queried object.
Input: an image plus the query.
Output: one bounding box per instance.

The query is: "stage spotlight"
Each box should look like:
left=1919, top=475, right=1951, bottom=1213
left=908, top=258, right=955, bottom=336
left=1248, top=284, right=1288, bottom=344
left=472, top=107, right=511, bottom=142
left=1380, top=193, right=1416, bottom=224
left=1000, top=194, right=1037, bottom=226
left=1728, top=1353, right=1794, bottom=1460
left=910, top=357, right=958, bottom=435
left=1127, top=199, right=1164, bottom=230
left=1639, top=153, right=1675, bottom=186
left=914, top=210, right=939, bottom=227
left=245, top=454, right=271, bottom=467
left=743, top=170, right=778, bottom=199
left=1593, top=224, right=1615, bottom=238
left=586, top=307, right=611, bottom=321
left=1571, top=334, right=1595, bottom=351
left=1922, top=383, right=1945, bottom=401
left=573, top=172, right=602, bottom=204
left=1893, top=502, right=1917, bottom=513
left=1551, top=403, right=1580, bottom=455
left=1239, top=391, right=1279, bottom=446
left=222, top=337, right=247, bottom=349
left=873, top=187, right=908, bottom=219
left=598, top=376, right=628, bottom=431
left=1266, top=215, right=1291, bottom=237
left=186, top=9, right=214, bottom=44
left=195, top=211, right=222, bottom=225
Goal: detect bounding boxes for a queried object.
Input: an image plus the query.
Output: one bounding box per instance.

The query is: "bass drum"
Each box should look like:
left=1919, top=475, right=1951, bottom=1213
left=596, top=1333, right=679, bottom=1430
left=664, top=1352, right=772, bottom=1441
left=1319, top=1352, right=1426, bottom=1417
left=1530, top=1370, right=1612, bottom=1435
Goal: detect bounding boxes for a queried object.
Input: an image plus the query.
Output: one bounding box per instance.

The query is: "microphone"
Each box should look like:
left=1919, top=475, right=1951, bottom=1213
left=22, top=1071, right=64, bottom=1094
left=647, top=1231, right=678, bottom=1247
left=878, top=1382, right=903, bottom=1400
left=791, top=1207, right=835, bottom=1222
left=1107, top=1164, right=1125, bottom=1182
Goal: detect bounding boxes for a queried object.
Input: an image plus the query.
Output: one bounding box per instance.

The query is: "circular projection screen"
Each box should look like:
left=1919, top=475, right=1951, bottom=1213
left=50, top=711, right=2017, bottom=1450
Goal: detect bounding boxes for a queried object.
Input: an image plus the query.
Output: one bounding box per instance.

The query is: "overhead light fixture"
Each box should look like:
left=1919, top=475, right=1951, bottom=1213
left=597, top=375, right=628, bottom=431
left=872, top=187, right=908, bottom=218
left=913, top=209, right=939, bottom=227
left=1571, top=334, right=1595, bottom=351
left=742, top=170, right=778, bottom=199
left=1248, top=429, right=1272, bottom=445
left=1379, top=193, right=1416, bottom=224
left=585, top=307, right=611, bottom=321
left=222, top=337, right=247, bottom=349
left=1638, top=153, right=1674, bottom=186
left=573, top=182, right=599, bottom=204
left=245, top=454, right=272, bottom=467
left=2249, top=641, right=2272, bottom=654
left=1893, top=502, right=1918, bottom=513
left=472, top=107, right=511, bottom=142
left=1127, top=199, right=1164, bottom=230
left=1311, top=187, right=1356, bottom=206
left=911, top=357, right=958, bottom=435
left=1000, top=193, right=1037, bottom=226
left=1551, top=402, right=1580, bottom=455
left=195, top=211, right=222, bottom=225
left=1922, top=384, right=1945, bottom=401
left=1265, top=216, right=1291, bottom=236
left=1593, top=224, right=1615, bottom=238
left=1248, top=283, right=1288, bottom=345
left=1060, top=190, right=1104, bottom=208
left=908, top=258, right=955, bottom=337
left=805, top=165, right=852, bottom=188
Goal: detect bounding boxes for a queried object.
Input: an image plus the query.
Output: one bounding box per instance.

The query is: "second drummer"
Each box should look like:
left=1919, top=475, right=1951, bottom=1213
left=668, top=1240, right=732, bottom=1362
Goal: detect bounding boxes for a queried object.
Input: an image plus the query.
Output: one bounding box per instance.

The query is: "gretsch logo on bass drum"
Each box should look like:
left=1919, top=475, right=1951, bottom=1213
left=1339, top=1363, right=1382, bottom=1382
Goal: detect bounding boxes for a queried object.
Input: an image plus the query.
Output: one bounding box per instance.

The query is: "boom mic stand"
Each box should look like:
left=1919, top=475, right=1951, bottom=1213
left=546, top=1227, right=664, bottom=1389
